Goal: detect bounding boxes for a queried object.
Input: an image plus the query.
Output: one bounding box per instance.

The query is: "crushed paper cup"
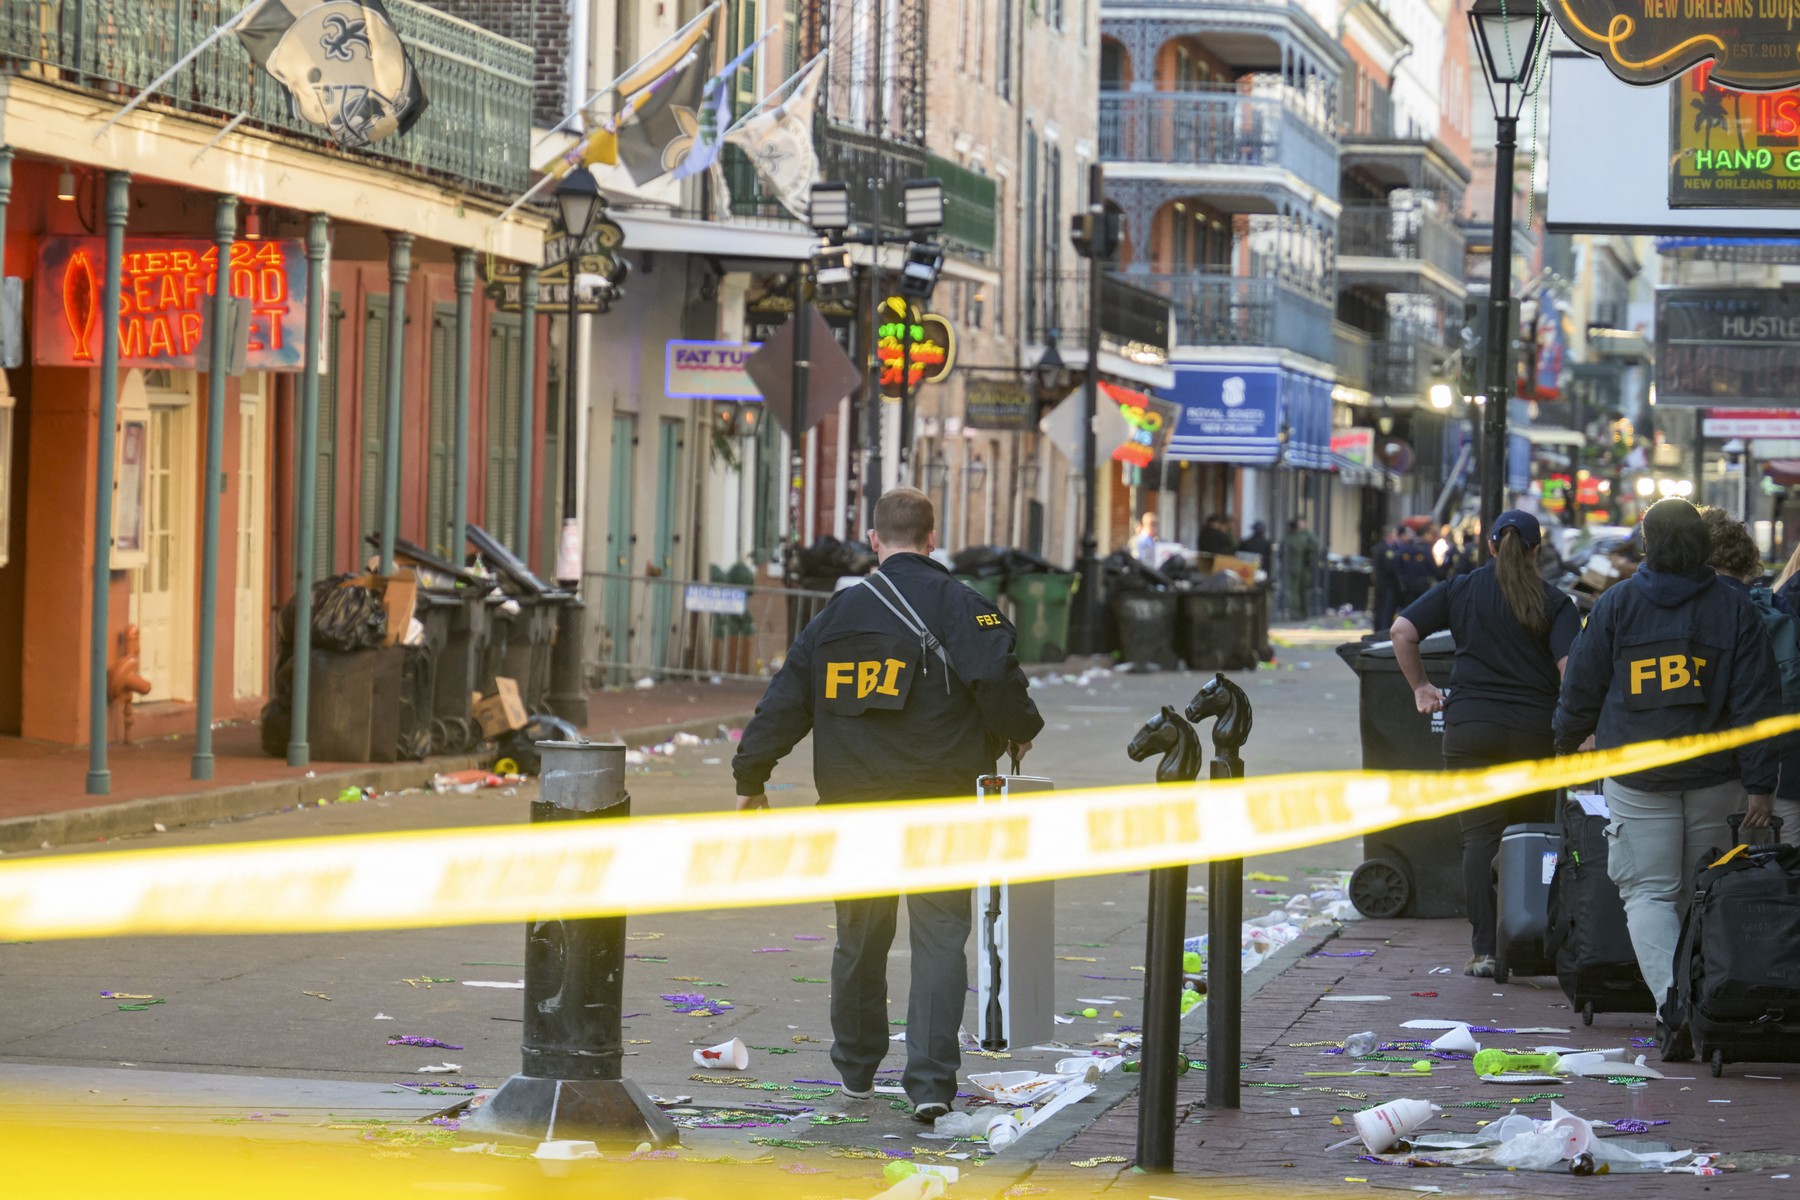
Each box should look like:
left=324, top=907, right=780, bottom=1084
left=1429, top=1025, right=1481, bottom=1053
left=532, top=1140, right=601, bottom=1178
left=1352, top=1098, right=1438, bottom=1154
left=416, top=1062, right=461, bottom=1073
left=692, top=1038, right=749, bottom=1070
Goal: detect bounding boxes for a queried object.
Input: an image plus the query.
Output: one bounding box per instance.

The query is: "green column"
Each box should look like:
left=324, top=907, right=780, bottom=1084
left=515, top=265, right=537, bottom=556
left=379, top=233, right=412, bottom=574
left=191, top=194, right=237, bottom=781
left=86, top=171, right=130, bottom=796
left=452, top=248, right=474, bottom=560
left=288, top=213, right=330, bottom=767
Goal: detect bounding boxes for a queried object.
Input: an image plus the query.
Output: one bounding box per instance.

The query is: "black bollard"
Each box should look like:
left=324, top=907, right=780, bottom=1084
left=461, top=740, right=676, bottom=1148
left=1187, top=673, right=1253, bottom=1113
left=546, top=597, right=590, bottom=728
left=1124, top=706, right=1202, bottom=1172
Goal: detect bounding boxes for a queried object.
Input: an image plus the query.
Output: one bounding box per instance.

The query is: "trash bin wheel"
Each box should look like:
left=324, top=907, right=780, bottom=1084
left=429, top=718, right=453, bottom=755
left=1711, top=1049, right=1725, bottom=1078
left=1492, top=957, right=1509, bottom=985
left=1349, top=858, right=1411, bottom=920
left=1581, top=1002, right=1594, bottom=1026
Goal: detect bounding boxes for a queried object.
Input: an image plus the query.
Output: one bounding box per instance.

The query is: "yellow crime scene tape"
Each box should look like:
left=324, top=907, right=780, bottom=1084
left=3, top=714, right=1797, bottom=942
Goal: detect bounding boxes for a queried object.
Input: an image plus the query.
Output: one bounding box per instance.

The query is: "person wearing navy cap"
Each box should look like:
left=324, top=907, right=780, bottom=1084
left=1390, top=509, right=1581, bottom=977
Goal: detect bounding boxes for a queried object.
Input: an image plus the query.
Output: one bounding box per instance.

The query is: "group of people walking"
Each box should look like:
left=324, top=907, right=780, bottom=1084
left=1391, top=499, right=1791, bottom=1033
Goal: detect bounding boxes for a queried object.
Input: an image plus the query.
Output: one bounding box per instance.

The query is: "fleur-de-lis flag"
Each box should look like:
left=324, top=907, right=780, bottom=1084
left=238, top=0, right=427, bottom=150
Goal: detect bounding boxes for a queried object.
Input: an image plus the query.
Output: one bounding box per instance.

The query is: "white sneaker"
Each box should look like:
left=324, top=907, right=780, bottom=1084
left=840, top=1083, right=874, bottom=1100
left=912, top=1101, right=950, bottom=1124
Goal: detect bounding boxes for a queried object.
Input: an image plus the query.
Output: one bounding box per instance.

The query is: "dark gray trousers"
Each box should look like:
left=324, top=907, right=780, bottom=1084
left=829, top=888, right=972, bottom=1106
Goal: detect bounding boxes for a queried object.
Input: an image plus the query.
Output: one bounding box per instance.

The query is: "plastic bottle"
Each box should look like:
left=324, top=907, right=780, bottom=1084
left=1183, top=950, right=1204, bottom=974
left=1342, top=1031, right=1378, bottom=1058
left=1179, top=988, right=1204, bottom=1016
left=1471, top=1049, right=1561, bottom=1077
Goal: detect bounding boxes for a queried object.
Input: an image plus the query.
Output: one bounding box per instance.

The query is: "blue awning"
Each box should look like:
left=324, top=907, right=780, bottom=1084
left=1165, top=365, right=1283, bottom=466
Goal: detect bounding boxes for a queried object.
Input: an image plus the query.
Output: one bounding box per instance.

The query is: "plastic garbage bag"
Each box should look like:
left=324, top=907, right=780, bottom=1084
left=314, top=577, right=387, bottom=651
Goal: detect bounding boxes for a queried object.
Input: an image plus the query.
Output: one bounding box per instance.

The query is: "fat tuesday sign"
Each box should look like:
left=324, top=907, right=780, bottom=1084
left=1554, top=0, right=1800, bottom=89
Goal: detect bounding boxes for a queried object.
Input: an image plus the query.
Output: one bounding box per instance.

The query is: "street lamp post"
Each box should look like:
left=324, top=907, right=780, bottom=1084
left=1068, top=165, right=1119, bottom=656
left=553, top=168, right=603, bottom=581
left=1469, top=0, right=1550, bottom=542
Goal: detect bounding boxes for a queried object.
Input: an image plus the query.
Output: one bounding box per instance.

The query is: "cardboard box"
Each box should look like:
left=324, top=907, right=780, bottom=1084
left=472, top=676, right=528, bottom=739
left=348, top=569, right=418, bottom=646
left=1208, top=553, right=1260, bottom=584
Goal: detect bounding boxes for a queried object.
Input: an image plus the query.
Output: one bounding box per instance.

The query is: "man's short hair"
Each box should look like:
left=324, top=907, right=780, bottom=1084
left=874, top=488, right=936, bottom=548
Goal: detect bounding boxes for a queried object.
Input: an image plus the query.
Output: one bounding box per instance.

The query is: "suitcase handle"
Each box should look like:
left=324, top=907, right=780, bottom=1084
left=1728, top=811, right=1784, bottom=842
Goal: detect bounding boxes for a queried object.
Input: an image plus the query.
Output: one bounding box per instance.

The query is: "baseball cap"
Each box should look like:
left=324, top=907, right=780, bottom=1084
left=1488, top=510, right=1542, bottom=547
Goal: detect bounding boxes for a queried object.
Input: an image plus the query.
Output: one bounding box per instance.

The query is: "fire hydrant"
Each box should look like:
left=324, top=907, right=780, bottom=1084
left=108, top=624, right=152, bottom=740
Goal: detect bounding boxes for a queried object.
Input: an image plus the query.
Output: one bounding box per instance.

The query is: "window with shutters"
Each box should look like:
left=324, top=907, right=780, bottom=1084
left=359, top=296, right=389, bottom=564
left=425, top=305, right=455, bottom=559
left=486, top=315, right=524, bottom=549
left=313, top=294, right=344, bottom=576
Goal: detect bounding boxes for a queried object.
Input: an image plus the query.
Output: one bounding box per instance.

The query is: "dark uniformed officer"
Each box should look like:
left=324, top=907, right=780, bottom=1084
left=1372, top=527, right=1403, bottom=632
left=1394, top=528, right=1438, bottom=610
left=732, top=487, right=1044, bottom=1124
left=1554, top=498, right=1779, bottom=1016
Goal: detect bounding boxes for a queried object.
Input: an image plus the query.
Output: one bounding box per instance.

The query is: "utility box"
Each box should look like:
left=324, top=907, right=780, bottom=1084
left=974, top=771, right=1056, bottom=1052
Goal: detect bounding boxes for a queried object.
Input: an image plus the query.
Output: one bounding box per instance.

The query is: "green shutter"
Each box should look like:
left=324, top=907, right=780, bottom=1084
left=312, top=293, right=343, bottom=576
left=358, top=295, right=389, bottom=561
left=486, top=315, right=522, bottom=547
left=426, top=306, right=455, bottom=558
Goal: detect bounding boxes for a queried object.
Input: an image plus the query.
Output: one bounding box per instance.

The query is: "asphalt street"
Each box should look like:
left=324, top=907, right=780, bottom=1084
left=0, top=628, right=1369, bottom=1140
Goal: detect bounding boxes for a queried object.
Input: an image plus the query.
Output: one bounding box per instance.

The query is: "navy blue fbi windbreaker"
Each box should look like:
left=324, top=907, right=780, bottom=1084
left=1553, top=565, right=1781, bottom=793
left=732, top=552, right=1045, bottom=805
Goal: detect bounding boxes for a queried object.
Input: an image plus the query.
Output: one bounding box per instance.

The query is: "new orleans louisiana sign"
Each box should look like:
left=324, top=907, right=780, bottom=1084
left=1554, top=0, right=1800, bottom=90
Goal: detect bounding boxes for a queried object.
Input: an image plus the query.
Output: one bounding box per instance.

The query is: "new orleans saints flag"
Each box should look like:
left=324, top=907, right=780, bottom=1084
left=614, top=31, right=712, bottom=186
left=238, top=0, right=427, bottom=150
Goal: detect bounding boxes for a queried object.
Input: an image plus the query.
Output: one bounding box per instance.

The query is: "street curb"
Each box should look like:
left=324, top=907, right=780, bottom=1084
left=963, top=919, right=1346, bottom=1199
left=0, top=711, right=761, bottom=854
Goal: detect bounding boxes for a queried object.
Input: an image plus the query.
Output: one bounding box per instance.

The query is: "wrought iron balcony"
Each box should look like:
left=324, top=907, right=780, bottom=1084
left=0, top=0, right=534, bottom=195
left=1334, top=321, right=1372, bottom=392
left=1098, top=89, right=1338, bottom=200
left=1023, top=270, right=1173, bottom=363
left=1338, top=204, right=1466, bottom=283
left=1131, top=270, right=1335, bottom=364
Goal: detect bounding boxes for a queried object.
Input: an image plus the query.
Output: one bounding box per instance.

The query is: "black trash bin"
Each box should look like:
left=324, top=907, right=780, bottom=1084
left=1335, top=632, right=1463, bottom=920
left=1111, top=589, right=1179, bottom=670
left=1177, top=585, right=1271, bottom=671
left=308, top=646, right=404, bottom=763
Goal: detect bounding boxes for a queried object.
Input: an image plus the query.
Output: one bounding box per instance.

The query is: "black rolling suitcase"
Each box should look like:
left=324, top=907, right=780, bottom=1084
left=1493, top=822, right=1560, bottom=983
left=1662, top=817, right=1800, bottom=1077
left=1546, top=796, right=1654, bottom=1024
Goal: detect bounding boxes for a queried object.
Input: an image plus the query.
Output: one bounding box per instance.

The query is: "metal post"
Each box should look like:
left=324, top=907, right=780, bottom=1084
left=1479, top=115, right=1517, bottom=544
left=1204, top=750, right=1246, bottom=1112
left=560, top=267, right=580, bottom=555
left=380, top=233, right=412, bottom=575
left=1075, top=164, right=1105, bottom=653
left=864, top=11, right=887, bottom=527
left=515, top=266, right=538, bottom=556
left=289, top=213, right=328, bottom=767
left=1136, top=860, right=1187, bottom=1171
left=460, top=740, right=678, bottom=1148
left=451, top=248, right=475, bottom=561
left=790, top=268, right=812, bottom=560
left=86, top=171, right=129, bottom=796
left=191, top=194, right=237, bottom=780
left=547, top=263, right=589, bottom=728
left=898, top=301, right=913, bottom=477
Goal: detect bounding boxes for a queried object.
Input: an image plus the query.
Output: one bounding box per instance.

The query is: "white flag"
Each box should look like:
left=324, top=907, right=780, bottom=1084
left=723, top=56, right=826, bottom=221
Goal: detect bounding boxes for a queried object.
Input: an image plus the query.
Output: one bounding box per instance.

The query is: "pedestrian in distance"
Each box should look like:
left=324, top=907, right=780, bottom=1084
left=1280, top=517, right=1318, bottom=621
left=1131, top=510, right=1159, bottom=563
left=731, top=487, right=1044, bottom=1124
left=1371, top=526, right=1404, bottom=633
left=1390, top=510, right=1579, bottom=977
left=1554, top=498, right=1779, bottom=1022
left=1197, top=512, right=1237, bottom=557
left=1238, top=520, right=1274, bottom=574
left=1394, top=525, right=1437, bottom=610
left=1701, top=506, right=1800, bottom=842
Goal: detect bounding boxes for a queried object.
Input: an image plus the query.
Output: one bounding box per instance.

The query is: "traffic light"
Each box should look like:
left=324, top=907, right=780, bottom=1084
left=1070, top=206, right=1121, bottom=260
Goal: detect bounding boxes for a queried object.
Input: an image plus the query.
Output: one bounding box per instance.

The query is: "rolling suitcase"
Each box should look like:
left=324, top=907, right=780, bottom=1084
left=1546, top=795, right=1654, bottom=1024
left=1663, top=816, right=1800, bottom=1077
left=1493, top=822, right=1560, bottom=983
left=974, top=768, right=1055, bottom=1051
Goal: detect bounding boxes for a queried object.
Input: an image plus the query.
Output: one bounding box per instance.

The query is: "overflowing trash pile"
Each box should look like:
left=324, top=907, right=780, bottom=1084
left=1183, top=871, right=1361, bottom=978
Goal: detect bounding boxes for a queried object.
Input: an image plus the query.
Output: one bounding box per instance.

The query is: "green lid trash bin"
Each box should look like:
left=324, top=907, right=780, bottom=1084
left=1010, top=572, right=1078, bottom=663
left=955, top=574, right=1005, bottom=605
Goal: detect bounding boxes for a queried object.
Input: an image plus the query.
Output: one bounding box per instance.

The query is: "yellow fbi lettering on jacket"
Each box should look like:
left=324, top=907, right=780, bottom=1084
left=976, top=612, right=1003, bottom=627
left=1628, top=654, right=1706, bottom=695
left=824, top=659, right=907, bottom=700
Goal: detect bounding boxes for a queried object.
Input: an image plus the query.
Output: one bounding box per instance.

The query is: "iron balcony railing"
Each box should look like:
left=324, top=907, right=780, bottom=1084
left=1334, top=321, right=1372, bottom=392
left=1338, top=204, right=1466, bottom=280
left=1131, top=270, right=1335, bottom=364
left=0, top=0, right=533, bottom=194
left=723, top=126, right=997, bottom=257
left=1369, top=339, right=1427, bottom=398
left=1023, top=269, right=1173, bottom=360
left=1098, top=90, right=1338, bottom=200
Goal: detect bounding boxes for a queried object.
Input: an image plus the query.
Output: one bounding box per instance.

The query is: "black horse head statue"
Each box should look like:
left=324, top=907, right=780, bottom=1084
left=1185, top=672, right=1253, bottom=760
left=1126, top=706, right=1204, bottom=784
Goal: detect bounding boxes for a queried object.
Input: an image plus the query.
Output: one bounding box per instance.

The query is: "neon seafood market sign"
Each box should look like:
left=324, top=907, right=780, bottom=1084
left=1555, top=0, right=1800, bottom=89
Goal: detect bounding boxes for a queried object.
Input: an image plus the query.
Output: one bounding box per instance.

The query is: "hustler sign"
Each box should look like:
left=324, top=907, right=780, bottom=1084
left=1555, top=0, right=1800, bottom=89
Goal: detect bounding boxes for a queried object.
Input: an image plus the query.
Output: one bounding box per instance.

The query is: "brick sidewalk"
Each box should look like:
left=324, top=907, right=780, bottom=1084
left=1021, top=917, right=1800, bottom=1197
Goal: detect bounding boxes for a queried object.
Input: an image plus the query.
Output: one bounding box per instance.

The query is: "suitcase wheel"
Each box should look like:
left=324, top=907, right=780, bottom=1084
left=1349, top=859, right=1411, bottom=920
left=1582, top=1002, right=1594, bottom=1027
left=1493, top=956, right=1509, bottom=985
left=1711, top=1050, right=1724, bottom=1079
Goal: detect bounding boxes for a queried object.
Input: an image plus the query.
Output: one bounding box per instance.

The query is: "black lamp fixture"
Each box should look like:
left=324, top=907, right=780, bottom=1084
left=1468, top=0, right=1551, bottom=545
left=964, top=456, right=989, bottom=493
left=1019, top=457, right=1042, bottom=493
left=1032, top=338, right=1071, bottom=402
left=553, top=166, right=604, bottom=241
left=922, top=453, right=950, bottom=491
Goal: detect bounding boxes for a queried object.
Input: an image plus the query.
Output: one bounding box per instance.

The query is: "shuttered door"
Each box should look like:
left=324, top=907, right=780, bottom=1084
left=426, top=306, right=455, bottom=559
left=312, top=294, right=343, bottom=576
left=485, top=315, right=522, bottom=547
left=358, top=295, right=389, bottom=563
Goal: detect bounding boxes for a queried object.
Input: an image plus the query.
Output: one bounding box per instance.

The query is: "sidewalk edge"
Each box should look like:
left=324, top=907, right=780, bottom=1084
left=965, top=920, right=1346, bottom=1198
